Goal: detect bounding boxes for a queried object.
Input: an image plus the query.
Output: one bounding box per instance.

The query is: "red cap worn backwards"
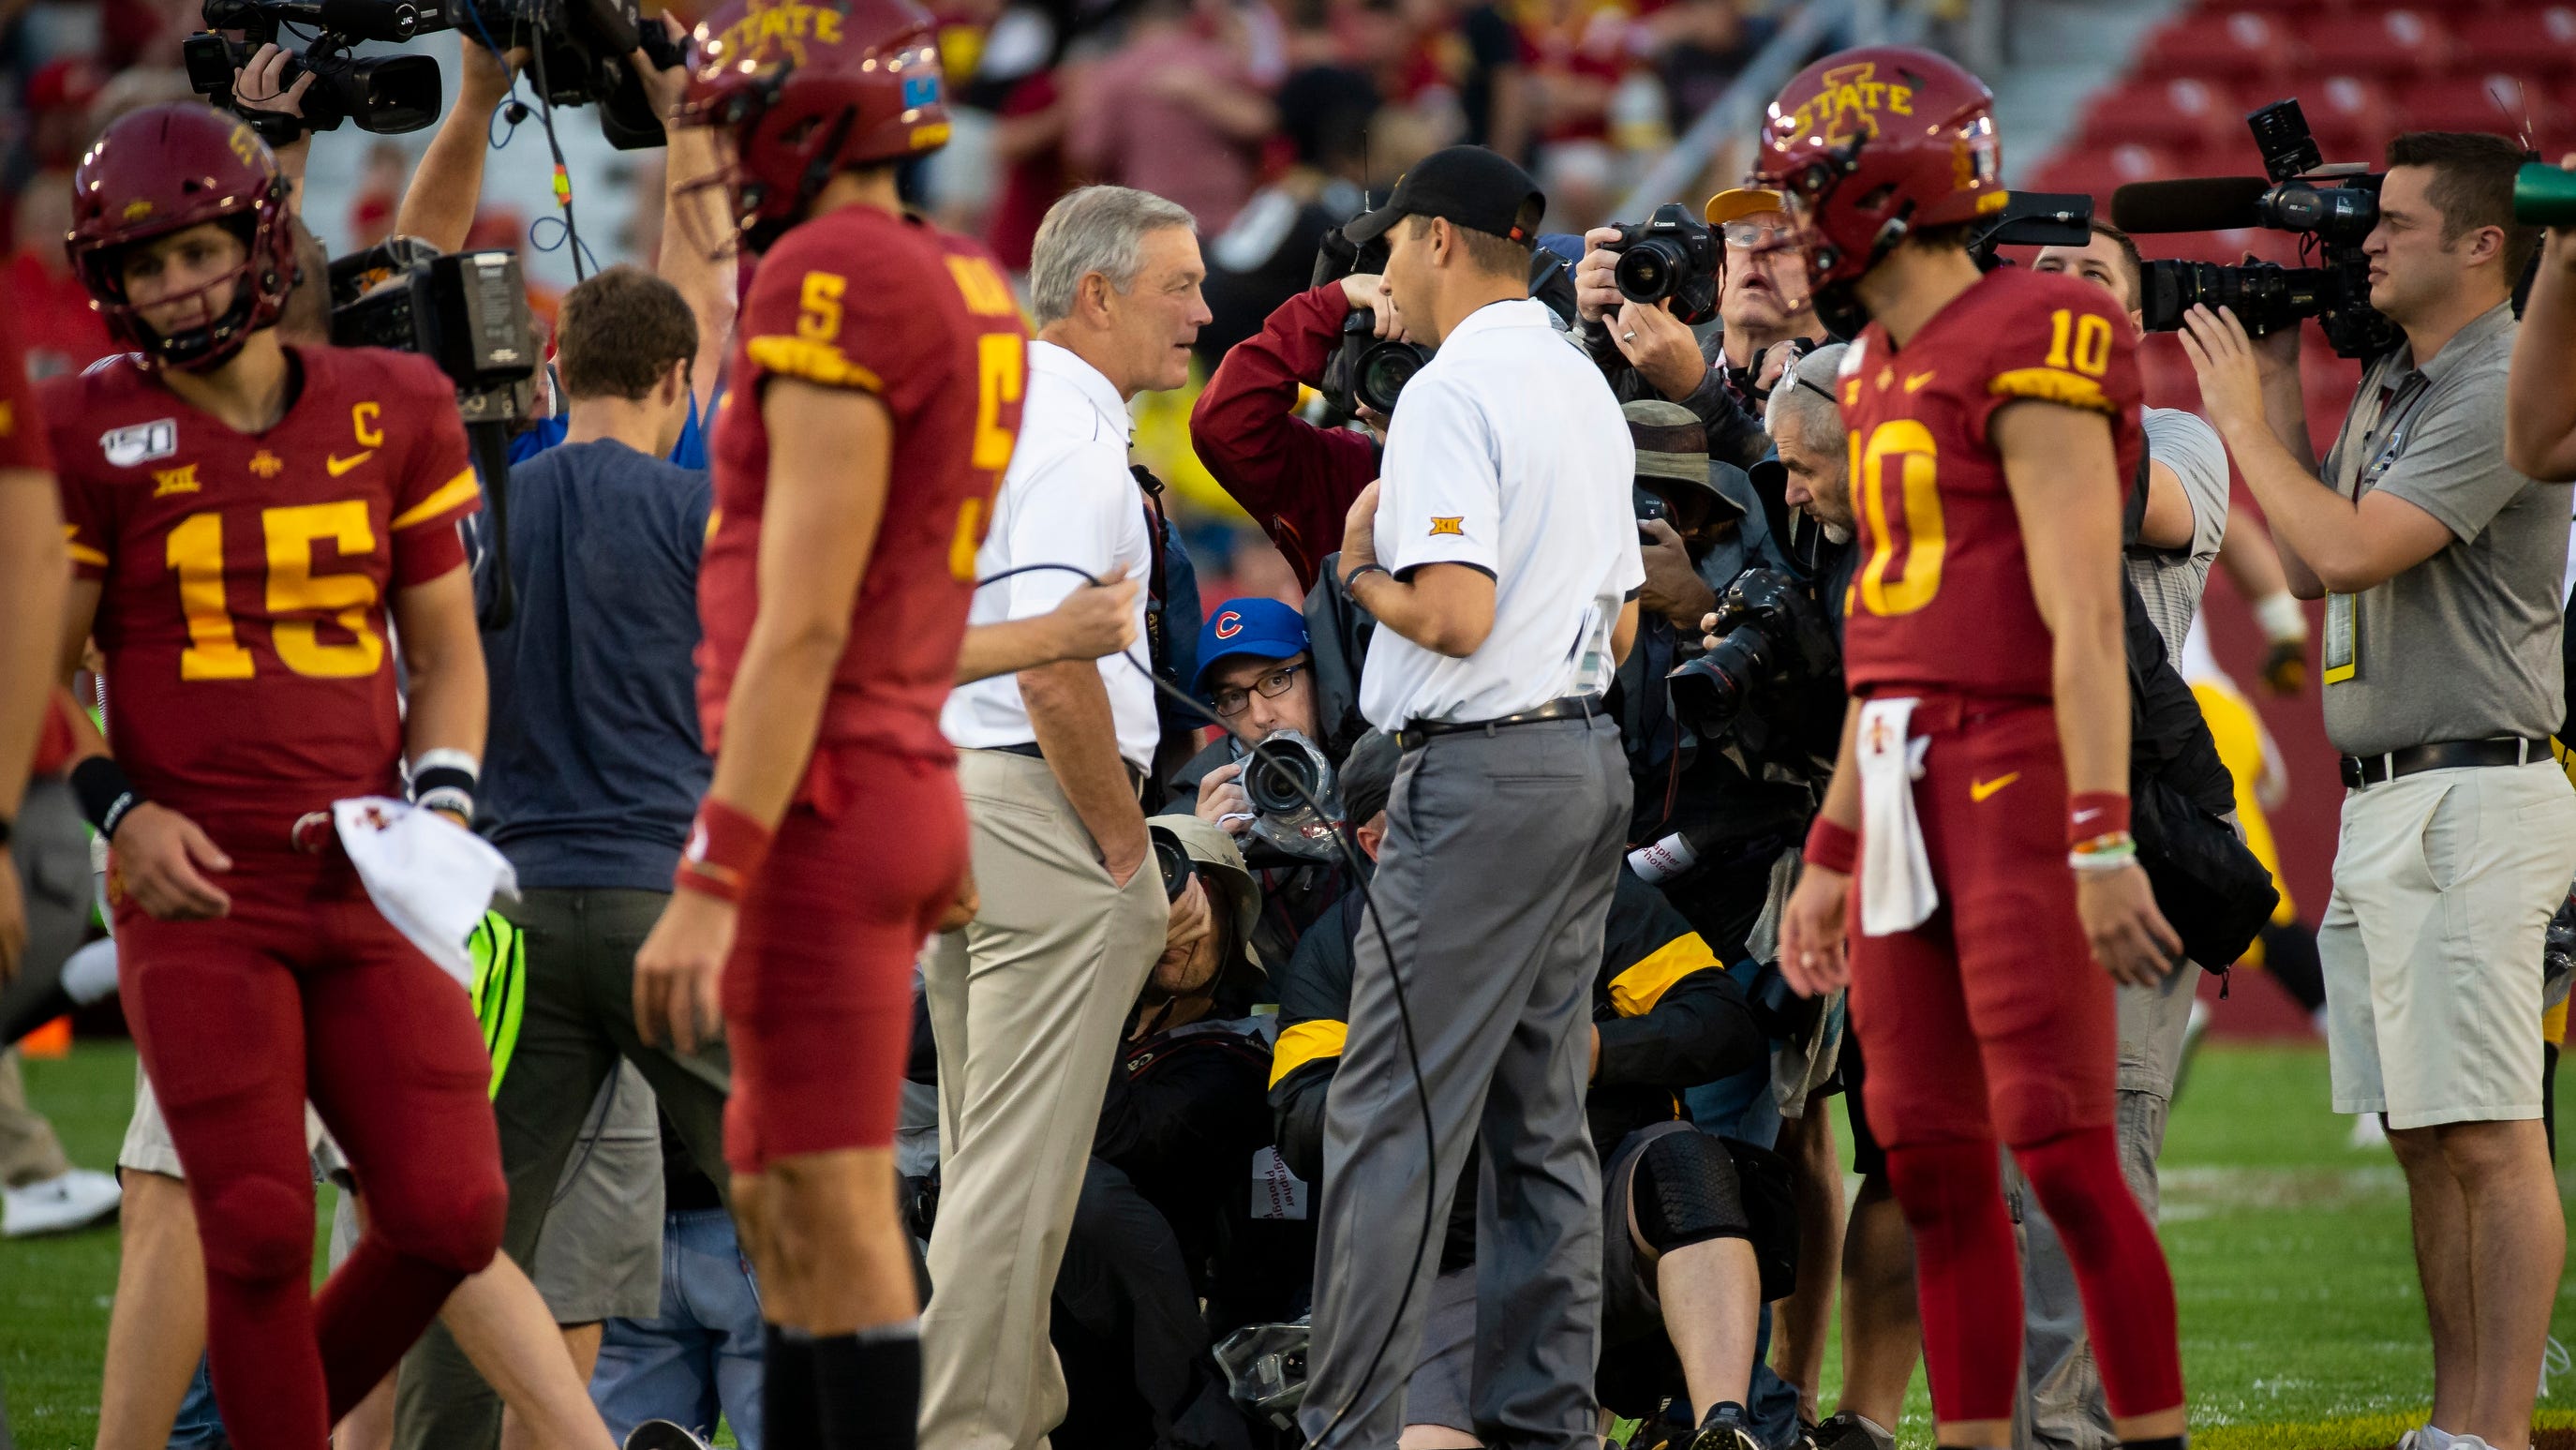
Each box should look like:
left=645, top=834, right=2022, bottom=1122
left=1750, top=46, right=2004, bottom=297
left=676, top=0, right=953, bottom=256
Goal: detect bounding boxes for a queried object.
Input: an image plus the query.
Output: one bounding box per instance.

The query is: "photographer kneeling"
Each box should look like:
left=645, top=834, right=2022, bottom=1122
left=1169, top=599, right=1348, bottom=965
left=1576, top=189, right=1833, bottom=471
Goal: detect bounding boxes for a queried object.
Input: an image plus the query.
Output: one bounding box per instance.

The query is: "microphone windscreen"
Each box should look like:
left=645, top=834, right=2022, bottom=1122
left=2109, top=176, right=2271, bottom=233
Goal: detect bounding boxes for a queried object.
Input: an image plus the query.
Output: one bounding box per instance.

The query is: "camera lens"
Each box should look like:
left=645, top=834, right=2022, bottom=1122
left=1615, top=242, right=1680, bottom=304
left=1153, top=831, right=1194, bottom=903
left=1356, top=341, right=1425, bottom=414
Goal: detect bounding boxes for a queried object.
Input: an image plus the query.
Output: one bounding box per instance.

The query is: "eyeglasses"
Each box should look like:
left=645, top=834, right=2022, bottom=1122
left=1210, top=660, right=1308, bottom=717
left=1722, top=222, right=1796, bottom=252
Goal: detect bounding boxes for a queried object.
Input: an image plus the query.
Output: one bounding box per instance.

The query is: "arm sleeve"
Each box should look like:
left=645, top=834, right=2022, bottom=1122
left=2373, top=381, right=2529, bottom=545
left=1378, top=375, right=1501, bottom=579
left=388, top=366, right=479, bottom=586
left=1187, top=284, right=1382, bottom=590
left=1592, top=874, right=1766, bottom=1088
left=2142, top=407, right=2231, bottom=561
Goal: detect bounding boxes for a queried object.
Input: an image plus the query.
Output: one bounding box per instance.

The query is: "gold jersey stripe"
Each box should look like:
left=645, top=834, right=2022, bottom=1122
left=1987, top=366, right=2113, bottom=415
left=745, top=335, right=886, bottom=393
left=391, top=469, right=481, bottom=530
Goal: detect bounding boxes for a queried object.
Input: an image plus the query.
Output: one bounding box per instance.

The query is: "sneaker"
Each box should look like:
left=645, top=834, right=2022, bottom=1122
left=1688, top=1402, right=1762, bottom=1450
left=2, top=1167, right=121, bottom=1237
left=1805, top=1411, right=1897, bottom=1450
left=621, top=1422, right=711, bottom=1450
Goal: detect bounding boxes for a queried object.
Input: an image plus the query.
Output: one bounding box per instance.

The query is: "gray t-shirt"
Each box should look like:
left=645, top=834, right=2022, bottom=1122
left=2130, top=406, right=2230, bottom=657
left=2319, top=303, right=2572, bottom=757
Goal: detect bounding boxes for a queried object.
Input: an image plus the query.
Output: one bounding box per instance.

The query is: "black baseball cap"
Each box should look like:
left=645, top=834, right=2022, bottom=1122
left=1343, top=145, right=1546, bottom=247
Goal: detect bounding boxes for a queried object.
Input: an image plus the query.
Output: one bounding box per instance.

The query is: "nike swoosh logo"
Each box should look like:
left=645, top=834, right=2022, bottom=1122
left=1969, top=772, right=2020, bottom=802
left=1904, top=370, right=1937, bottom=392
left=326, top=450, right=375, bottom=476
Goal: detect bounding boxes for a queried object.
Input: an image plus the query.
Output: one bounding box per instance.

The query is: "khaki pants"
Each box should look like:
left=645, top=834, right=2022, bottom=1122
left=918, top=748, right=1167, bottom=1450
left=0, top=1049, right=69, bottom=1189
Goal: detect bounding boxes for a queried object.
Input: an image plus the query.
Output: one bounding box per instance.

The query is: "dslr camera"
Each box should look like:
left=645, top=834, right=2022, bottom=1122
left=1311, top=208, right=1434, bottom=418
left=1666, top=567, right=1839, bottom=739
left=184, top=0, right=451, bottom=134
left=2117, top=98, right=2399, bottom=359
left=1602, top=202, right=1720, bottom=324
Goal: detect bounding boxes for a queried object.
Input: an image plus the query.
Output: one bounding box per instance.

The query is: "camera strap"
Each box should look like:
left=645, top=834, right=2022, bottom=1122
left=1130, top=464, right=1175, bottom=681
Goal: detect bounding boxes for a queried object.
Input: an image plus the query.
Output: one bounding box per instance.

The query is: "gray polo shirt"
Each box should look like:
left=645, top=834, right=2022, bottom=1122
left=2318, top=302, right=2572, bottom=758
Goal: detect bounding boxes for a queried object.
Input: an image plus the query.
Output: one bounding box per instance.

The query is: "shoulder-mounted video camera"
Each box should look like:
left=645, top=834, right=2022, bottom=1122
left=2112, top=97, right=2401, bottom=359
left=1602, top=201, right=1720, bottom=324
left=447, top=0, right=685, bottom=149
left=184, top=0, right=452, bottom=134
left=329, top=239, right=540, bottom=426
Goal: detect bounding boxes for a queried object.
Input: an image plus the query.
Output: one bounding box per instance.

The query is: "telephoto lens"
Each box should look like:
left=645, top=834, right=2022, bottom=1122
left=1151, top=824, right=1196, bottom=904
left=2517, top=162, right=2576, bottom=227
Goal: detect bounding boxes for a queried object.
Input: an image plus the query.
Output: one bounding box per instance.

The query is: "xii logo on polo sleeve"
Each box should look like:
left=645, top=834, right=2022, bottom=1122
left=1427, top=516, right=1465, bottom=536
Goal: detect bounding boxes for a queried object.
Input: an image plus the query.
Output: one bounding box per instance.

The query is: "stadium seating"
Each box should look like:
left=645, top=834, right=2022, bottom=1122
left=2028, top=0, right=2576, bottom=413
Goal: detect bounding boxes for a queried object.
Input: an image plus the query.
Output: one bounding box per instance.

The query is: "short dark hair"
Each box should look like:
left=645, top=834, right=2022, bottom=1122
left=2088, top=217, right=2145, bottom=306
left=556, top=264, right=697, bottom=401
left=1406, top=213, right=1532, bottom=277
left=2386, top=130, right=2541, bottom=280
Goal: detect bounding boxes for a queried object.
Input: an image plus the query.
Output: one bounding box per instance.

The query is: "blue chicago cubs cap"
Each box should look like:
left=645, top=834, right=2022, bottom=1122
left=1194, top=598, right=1311, bottom=697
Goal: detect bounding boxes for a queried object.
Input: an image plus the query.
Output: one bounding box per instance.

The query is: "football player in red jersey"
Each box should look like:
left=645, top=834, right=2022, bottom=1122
left=626, top=3, right=1027, bottom=1446
left=1758, top=49, right=2189, bottom=1450
left=41, top=104, right=505, bottom=1450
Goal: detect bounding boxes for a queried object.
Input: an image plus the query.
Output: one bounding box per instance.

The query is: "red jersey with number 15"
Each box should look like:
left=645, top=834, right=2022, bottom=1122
left=698, top=204, right=1027, bottom=768
left=1837, top=266, right=2144, bottom=701
left=43, top=346, right=479, bottom=839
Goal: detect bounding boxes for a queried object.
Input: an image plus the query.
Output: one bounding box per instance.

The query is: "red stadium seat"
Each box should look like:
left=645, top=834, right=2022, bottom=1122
left=2138, top=11, right=2302, bottom=82
left=2032, top=142, right=2178, bottom=204
left=2301, top=75, right=2399, bottom=157
left=2301, top=9, right=2453, bottom=79
left=2456, top=7, right=2576, bottom=76
left=2397, top=74, right=2564, bottom=134
left=2079, top=76, right=2243, bottom=149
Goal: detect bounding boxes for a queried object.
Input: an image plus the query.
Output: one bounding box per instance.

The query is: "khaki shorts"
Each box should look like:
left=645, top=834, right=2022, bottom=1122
left=2319, top=761, right=2576, bottom=1129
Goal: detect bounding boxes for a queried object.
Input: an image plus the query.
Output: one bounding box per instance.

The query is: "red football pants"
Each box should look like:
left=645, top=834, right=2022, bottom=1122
left=115, top=849, right=505, bottom=1450
left=1847, top=695, right=2181, bottom=1425
left=722, top=746, right=967, bottom=1172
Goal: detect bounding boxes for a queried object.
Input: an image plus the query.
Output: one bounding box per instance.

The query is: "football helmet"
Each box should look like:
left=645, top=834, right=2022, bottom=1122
left=1750, top=47, right=2003, bottom=302
left=66, top=103, right=297, bottom=373
left=676, top=0, right=952, bottom=255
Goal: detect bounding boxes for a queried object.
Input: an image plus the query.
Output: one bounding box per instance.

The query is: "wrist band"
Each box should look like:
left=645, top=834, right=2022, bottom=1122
left=2069, top=832, right=2138, bottom=873
left=2254, top=591, right=2307, bottom=642
left=1803, top=815, right=1858, bottom=875
left=2067, top=791, right=2130, bottom=848
left=410, top=748, right=480, bottom=822
left=70, top=756, right=144, bottom=841
left=674, top=798, right=774, bottom=904
left=1342, top=561, right=1391, bottom=593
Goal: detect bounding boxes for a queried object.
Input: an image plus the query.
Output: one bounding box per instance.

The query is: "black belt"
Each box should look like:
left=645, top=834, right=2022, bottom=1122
left=1396, top=695, right=1601, bottom=751
left=2340, top=737, right=2550, bottom=789
left=990, top=741, right=1149, bottom=799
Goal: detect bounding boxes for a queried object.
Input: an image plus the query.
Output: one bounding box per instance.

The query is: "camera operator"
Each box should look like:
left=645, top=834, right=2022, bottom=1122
left=2181, top=130, right=2575, bottom=1450
left=1188, top=270, right=1391, bottom=590
left=1270, top=734, right=1780, bottom=1450
left=1168, top=598, right=1348, bottom=965
left=1575, top=189, right=1831, bottom=471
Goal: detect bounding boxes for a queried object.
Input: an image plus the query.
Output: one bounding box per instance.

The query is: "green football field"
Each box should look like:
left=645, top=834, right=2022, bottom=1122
left=6, top=1040, right=2576, bottom=1450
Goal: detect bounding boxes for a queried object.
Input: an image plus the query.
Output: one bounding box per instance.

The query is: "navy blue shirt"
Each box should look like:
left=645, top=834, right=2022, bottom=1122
left=479, top=438, right=713, bottom=890
left=509, top=399, right=708, bottom=469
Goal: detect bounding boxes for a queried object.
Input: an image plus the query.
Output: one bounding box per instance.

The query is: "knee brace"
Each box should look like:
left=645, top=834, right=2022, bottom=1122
left=1630, top=1129, right=1750, bottom=1256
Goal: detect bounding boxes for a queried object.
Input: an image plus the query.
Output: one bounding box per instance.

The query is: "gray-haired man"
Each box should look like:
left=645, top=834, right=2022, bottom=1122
left=924, top=184, right=1216, bottom=1450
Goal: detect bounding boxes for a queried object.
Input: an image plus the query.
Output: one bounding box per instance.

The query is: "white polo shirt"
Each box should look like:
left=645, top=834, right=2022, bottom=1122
left=941, top=340, right=1160, bottom=770
left=1359, top=297, right=1641, bottom=728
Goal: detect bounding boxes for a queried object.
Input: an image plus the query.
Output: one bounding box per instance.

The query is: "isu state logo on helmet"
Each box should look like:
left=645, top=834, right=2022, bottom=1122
left=1751, top=47, right=2003, bottom=298
left=677, top=0, right=951, bottom=255
left=65, top=103, right=298, bottom=373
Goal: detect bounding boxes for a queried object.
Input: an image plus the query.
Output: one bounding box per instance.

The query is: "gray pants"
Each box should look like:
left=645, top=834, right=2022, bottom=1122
left=394, top=887, right=731, bottom=1450
left=2015, top=961, right=2198, bottom=1450
left=1301, top=717, right=1630, bottom=1450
